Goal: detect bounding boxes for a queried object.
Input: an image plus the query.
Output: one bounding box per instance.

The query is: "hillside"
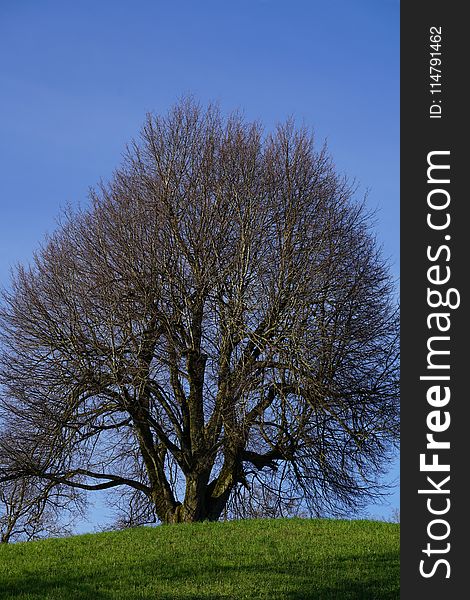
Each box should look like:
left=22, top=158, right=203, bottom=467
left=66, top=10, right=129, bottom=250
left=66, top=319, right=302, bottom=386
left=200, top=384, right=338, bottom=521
left=0, top=518, right=399, bottom=599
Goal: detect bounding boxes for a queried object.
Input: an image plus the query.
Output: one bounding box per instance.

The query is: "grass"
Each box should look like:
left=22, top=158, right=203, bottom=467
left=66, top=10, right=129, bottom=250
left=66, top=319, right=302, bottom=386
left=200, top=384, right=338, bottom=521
left=0, top=518, right=399, bottom=599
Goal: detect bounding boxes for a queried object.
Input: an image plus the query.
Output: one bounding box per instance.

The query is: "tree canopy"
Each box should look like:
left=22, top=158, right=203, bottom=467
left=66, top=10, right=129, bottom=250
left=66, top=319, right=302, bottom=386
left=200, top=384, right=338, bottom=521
left=0, top=99, right=399, bottom=525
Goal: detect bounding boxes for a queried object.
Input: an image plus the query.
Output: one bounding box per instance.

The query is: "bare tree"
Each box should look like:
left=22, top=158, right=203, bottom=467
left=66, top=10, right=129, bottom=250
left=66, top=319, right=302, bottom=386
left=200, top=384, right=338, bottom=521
left=0, top=477, right=71, bottom=543
left=0, top=98, right=399, bottom=525
left=0, top=436, right=85, bottom=542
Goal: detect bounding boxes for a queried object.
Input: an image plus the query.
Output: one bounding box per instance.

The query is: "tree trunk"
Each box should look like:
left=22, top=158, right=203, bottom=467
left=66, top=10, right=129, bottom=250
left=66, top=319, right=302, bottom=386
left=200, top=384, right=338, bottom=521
left=164, top=471, right=210, bottom=523
left=159, top=468, right=235, bottom=524
left=0, top=524, right=13, bottom=543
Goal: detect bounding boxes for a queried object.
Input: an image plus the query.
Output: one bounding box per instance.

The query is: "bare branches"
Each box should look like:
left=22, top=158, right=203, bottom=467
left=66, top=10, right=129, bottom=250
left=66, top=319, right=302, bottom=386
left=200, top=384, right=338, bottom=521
left=0, top=98, right=399, bottom=526
left=0, top=438, right=86, bottom=543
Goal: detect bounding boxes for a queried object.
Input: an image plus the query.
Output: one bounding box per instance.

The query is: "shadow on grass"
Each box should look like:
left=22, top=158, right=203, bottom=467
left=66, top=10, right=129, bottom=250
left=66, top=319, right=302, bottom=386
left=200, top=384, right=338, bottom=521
left=1, top=551, right=399, bottom=600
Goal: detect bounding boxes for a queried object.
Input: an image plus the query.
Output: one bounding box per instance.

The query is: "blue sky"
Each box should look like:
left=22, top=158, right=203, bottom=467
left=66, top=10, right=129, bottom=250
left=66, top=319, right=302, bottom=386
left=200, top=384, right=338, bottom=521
left=0, top=0, right=399, bottom=528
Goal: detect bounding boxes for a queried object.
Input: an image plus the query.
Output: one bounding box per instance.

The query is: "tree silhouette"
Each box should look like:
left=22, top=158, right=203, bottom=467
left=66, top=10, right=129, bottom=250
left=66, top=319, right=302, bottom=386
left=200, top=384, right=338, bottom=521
left=0, top=99, right=399, bottom=524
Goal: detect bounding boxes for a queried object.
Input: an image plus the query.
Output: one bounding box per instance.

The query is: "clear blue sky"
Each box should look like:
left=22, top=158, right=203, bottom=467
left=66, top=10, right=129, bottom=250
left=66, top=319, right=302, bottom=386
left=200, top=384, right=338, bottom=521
left=0, top=0, right=399, bottom=529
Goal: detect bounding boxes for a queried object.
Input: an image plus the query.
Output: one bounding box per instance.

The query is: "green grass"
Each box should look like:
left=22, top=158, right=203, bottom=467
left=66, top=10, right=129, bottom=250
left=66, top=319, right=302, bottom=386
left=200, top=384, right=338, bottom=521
left=0, top=518, right=399, bottom=599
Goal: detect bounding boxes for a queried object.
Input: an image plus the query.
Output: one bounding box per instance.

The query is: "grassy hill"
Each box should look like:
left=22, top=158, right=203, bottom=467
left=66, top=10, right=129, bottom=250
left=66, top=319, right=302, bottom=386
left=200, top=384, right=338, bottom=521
left=0, top=518, right=399, bottom=599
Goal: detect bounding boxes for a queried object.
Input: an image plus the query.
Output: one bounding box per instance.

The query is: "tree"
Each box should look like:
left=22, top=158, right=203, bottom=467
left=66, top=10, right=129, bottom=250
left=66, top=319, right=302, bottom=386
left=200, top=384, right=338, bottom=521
left=0, top=476, right=75, bottom=543
left=0, top=434, right=84, bottom=542
left=0, top=99, right=399, bottom=525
